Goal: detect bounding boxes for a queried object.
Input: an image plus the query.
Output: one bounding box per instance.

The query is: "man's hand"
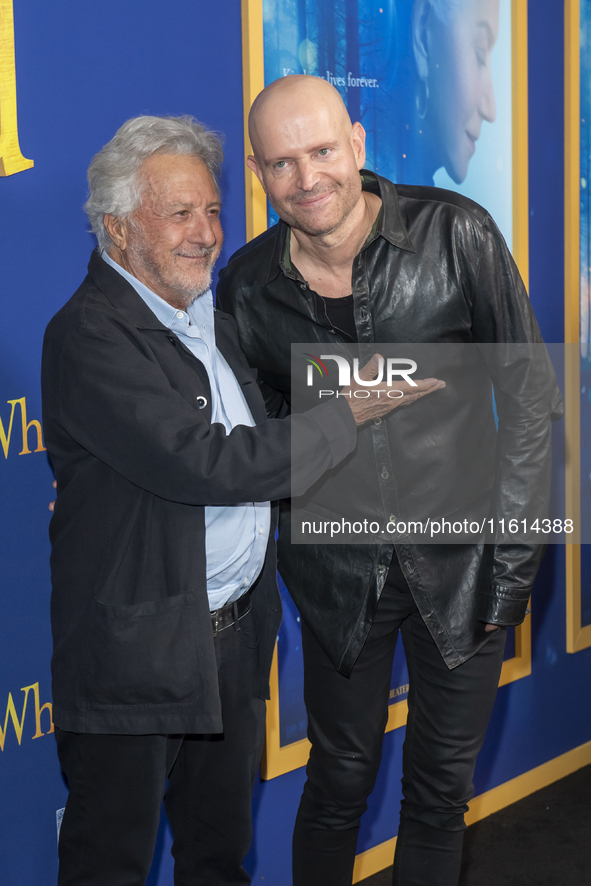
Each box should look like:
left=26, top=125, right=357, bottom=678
left=343, top=355, right=445, bottom=426
left=49, top=479, right=56, bottom=512
left=485, top=624, right=501, bottom=632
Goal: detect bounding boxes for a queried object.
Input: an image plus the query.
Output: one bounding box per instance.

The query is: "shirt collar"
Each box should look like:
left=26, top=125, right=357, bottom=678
left=367, top=172, right=416, bottom=252
left=265, top=170, right=416, bottom=284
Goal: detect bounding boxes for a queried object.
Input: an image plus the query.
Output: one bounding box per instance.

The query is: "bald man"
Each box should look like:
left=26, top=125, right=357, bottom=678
left=217, top=76, right=555, bottom=886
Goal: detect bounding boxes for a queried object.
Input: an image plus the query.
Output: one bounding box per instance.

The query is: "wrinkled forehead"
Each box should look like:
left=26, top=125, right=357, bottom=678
left=136, top=153, right=219, bottom=206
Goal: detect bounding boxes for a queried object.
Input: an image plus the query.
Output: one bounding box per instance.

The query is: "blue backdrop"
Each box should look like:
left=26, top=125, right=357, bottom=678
left=1, top=1, right=590, bottom=884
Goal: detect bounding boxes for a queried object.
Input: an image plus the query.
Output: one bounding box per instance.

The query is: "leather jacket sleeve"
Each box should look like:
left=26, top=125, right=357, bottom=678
left=468, top=214, right=562, bottom=625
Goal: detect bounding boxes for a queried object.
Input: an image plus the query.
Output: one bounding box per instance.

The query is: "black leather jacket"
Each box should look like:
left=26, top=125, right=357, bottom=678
left=217, top=173, right=561, bottom=674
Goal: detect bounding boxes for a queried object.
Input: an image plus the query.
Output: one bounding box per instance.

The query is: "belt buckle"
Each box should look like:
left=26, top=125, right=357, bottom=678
left=212, top=610, right=220, bottom=638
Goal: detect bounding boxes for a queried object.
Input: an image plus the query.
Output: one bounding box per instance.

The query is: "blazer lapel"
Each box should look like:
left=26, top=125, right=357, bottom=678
left=214, top=312, right=267, bottom=425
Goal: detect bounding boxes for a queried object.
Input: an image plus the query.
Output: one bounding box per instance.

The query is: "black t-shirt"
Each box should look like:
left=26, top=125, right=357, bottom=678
left=321, top=294, right=357, bottom=342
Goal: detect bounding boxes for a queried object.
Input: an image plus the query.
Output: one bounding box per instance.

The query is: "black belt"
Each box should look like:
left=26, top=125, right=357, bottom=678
left=211, top=591, right=252, bottom=637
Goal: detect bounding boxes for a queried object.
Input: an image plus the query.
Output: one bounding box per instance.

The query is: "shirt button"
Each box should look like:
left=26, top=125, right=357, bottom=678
left=381, top=467, right=390, bottom=480
left=373, top=418, right=382, bottom=426
left=259, top=526, right=264, bottom=534
left=176, top=311, right=184, bottom=319
left=389, top=514, right=396, bottom=523
left=378, top=565, right=387, bottom=575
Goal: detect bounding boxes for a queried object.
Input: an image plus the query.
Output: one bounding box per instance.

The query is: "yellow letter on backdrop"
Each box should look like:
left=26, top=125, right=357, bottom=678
left=0, top=0, right=33, bottom=176
left=0, top=685, right=34, bottom=751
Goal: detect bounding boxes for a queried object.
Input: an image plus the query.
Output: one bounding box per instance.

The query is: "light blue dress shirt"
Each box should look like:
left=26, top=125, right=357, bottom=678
left=102, top=251, right=271, bottom=611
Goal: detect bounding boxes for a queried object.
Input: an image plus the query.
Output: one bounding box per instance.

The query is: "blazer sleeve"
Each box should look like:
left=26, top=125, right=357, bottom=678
left=42, top=303, right=357, bottom=506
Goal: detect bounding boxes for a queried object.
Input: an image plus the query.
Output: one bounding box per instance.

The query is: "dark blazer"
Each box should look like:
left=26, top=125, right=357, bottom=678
left=41, top=251, right=356, bottom=734
left=217, top=174, right=562, bottom=675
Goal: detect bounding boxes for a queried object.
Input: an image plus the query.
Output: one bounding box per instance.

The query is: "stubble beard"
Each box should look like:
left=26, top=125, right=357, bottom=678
left=270, top=175, right=362, bottom=238
left=129, top=237, right=218, bottom=309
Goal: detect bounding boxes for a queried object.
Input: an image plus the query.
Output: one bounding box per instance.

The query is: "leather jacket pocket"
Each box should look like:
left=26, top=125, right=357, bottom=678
left=86, top=593, right=197, bottom=706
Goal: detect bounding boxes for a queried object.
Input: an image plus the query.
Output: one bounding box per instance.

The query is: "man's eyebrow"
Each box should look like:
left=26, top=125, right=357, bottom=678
left=476, top=21, right=495, bottom=48
left=167, top=200, right=222, bottom=210
left=266, top=141, right=341, bottom=163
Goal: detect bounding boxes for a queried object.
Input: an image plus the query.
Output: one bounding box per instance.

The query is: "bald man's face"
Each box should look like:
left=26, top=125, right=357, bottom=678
left=248, top=97, right=366, bottom=237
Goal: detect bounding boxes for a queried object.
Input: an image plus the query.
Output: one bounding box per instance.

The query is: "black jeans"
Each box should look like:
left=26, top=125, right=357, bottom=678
left=56, top=609, right=265, bottom=886
left=292, top=558, right=506, bottom=886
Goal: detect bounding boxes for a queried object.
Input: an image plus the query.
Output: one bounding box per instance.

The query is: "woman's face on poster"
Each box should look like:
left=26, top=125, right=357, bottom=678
left=422, top=0, right=500, bottom=183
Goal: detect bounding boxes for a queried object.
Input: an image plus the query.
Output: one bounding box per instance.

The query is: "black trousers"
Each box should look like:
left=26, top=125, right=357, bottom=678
left=292, top=557, right=506, bottom=886
left=56, top=609, right=266, bottom=886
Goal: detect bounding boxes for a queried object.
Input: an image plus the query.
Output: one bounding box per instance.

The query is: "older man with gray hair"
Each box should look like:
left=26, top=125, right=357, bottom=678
left=42, top=115, right=440, bottom=886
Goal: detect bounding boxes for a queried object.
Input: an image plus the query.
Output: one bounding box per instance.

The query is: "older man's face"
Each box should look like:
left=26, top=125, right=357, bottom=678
left=122, top=153, right=223, bottom=308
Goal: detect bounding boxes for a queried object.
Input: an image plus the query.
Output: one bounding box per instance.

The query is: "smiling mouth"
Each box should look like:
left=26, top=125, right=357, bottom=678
left=292, top=191, right=334, bottom=209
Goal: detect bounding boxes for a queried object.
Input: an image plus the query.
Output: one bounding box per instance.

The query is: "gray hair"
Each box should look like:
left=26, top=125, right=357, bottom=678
left=85, top=115, right=224, bottom=252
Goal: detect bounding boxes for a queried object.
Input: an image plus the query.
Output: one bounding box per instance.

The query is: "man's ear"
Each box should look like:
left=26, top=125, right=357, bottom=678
left=246, top=154, right=268, bottom=194
left=103, top=214, right=129, bottom=252
left=351, top=121, right=367, bottom=171
left=412, top=0, right=432, bottom=82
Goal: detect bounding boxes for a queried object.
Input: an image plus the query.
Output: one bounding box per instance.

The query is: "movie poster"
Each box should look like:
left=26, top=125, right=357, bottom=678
left=262, top=0, right=513, bottom=245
